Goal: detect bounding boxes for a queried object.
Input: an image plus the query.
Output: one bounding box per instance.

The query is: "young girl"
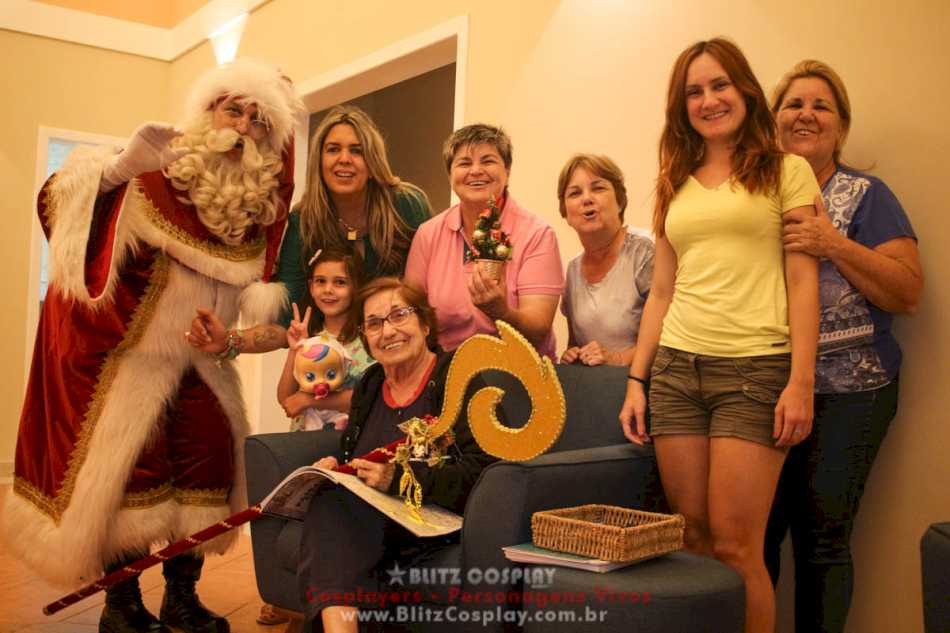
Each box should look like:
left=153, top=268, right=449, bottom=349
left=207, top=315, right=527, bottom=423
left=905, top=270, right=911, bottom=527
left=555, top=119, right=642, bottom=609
left=618, top=38, right=819, bottom=633
left=279, top=249, right=374, bottom=431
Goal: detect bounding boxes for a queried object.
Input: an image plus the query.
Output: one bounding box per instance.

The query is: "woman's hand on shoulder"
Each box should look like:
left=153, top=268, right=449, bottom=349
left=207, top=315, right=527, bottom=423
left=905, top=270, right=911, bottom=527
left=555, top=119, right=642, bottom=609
left=773, top=379, right=814, bottom=447
left=783, top=195, right=841, bottom=259
left=350, top=458, right=395, bottom=492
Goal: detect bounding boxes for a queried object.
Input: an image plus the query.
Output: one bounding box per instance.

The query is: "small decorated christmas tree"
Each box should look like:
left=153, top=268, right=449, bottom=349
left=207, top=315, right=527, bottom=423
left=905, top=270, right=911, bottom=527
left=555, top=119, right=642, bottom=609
left=471, top=194, right=513, bottom=261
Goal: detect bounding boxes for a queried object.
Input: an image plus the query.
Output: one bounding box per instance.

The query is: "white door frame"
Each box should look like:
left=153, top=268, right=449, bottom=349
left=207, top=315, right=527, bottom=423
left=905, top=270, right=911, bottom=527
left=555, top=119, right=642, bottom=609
left=249, top=14, right=470, bottom=435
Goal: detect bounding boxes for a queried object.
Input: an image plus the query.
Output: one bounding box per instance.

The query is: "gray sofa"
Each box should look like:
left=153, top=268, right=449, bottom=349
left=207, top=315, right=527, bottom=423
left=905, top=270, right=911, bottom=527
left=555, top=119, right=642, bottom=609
left=921, top=522, right=950, bottom=633
left=245, top=364, right=740, bottom=631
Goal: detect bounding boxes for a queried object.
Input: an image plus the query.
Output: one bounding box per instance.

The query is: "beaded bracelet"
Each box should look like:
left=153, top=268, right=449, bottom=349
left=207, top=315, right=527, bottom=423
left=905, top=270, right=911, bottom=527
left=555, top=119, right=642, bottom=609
left=213, top=330, right=243, bottom=367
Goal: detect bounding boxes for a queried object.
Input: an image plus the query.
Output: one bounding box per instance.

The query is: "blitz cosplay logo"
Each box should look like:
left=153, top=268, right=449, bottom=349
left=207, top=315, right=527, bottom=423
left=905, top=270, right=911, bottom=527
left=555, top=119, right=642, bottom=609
left=386, top=563, right=555, bottom=589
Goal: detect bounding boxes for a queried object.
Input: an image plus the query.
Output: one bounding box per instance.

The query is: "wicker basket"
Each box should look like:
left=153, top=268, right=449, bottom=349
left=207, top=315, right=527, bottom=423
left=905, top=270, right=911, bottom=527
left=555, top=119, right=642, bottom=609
left=531, top=504, right=685, bottom=562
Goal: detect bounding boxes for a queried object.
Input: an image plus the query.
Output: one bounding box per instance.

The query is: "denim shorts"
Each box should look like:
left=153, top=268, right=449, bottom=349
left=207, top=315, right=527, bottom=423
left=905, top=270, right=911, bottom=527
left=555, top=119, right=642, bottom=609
left=648, top=345, right=791, bottom=448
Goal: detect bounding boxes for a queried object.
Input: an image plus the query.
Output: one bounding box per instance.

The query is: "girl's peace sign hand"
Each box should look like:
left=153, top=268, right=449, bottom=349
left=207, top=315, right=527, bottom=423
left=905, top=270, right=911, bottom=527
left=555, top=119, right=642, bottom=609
left=287, top=302, right=312, bottom=349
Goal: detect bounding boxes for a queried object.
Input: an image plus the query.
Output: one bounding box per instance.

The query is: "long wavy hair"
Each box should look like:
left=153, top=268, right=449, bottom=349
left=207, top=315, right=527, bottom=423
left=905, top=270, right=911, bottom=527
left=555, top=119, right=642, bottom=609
left=297, top=105, right=430, bottom=274
left=654, top=38, right=783, bottom=236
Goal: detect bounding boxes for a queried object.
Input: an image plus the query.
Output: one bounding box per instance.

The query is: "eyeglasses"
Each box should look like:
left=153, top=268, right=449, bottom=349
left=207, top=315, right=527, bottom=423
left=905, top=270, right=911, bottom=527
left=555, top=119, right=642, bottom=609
left=360, top=306, right=417, bottom=334
left=222, top=103, right=271, bottom=133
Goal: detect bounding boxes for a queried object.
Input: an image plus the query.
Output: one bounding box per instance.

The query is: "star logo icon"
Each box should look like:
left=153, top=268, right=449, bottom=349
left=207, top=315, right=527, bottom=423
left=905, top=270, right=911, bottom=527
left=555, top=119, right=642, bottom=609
left=386, top=562, right=407, bottom=586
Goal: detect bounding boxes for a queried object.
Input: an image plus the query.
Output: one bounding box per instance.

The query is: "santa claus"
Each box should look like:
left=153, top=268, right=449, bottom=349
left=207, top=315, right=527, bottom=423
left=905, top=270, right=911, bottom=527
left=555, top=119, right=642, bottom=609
left=2, top=59, right=303, bottom=633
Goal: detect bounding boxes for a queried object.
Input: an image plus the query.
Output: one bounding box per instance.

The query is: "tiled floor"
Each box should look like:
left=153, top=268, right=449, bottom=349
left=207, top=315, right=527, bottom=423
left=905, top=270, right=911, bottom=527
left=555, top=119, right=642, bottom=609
left=0, top=485, right=294, bottom=633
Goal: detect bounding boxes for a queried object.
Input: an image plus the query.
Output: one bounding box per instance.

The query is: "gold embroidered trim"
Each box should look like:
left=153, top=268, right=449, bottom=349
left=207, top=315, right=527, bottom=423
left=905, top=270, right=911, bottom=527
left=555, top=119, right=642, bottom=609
left=13, top=475, right=59, bottom=518
left=24, top=255, right=171, bottom=523
left=121, top=483, right=174, bottom=508
left=174, top=487, right=229, bottom=507
left=40, top=176, right=56, bottom=228
left=130, top=183, right=266, bottom=262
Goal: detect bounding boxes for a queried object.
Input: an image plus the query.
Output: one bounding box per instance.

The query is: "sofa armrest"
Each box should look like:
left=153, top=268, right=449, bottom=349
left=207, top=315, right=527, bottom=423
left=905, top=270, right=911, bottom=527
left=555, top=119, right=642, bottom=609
left=244, top=431, right=342, bottom=505
left=922, top=522, right=950, bottom=633
left=244, top=431, right=342, bottom=611
left=459, top=443, right=658, bottom=592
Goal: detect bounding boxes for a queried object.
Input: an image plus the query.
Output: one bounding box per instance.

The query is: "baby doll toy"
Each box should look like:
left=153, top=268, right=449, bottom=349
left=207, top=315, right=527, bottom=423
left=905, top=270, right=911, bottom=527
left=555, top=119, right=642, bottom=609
left=293, top=335, right=352, bottom=431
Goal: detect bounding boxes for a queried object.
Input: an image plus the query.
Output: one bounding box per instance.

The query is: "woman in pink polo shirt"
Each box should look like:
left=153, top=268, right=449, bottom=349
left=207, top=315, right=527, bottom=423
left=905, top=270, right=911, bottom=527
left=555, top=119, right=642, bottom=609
left=404, top=124, right=564, bottom=358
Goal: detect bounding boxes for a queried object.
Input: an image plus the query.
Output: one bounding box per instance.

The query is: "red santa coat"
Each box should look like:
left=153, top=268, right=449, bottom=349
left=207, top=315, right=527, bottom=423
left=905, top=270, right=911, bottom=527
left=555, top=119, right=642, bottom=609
left=2, top=147, right=292, bottom=588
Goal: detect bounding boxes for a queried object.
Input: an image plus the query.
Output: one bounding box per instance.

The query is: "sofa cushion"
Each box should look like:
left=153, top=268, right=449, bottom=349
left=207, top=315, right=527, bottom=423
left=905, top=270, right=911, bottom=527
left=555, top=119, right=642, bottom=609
left=522, top=552, right=745, bottom=633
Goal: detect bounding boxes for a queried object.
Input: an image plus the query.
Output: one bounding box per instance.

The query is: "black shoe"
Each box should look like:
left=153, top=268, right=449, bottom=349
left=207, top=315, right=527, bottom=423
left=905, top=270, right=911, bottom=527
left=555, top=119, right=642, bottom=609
left=99, top=554, right=170, bottom=633
left=160, top=554, right=229, bottom=633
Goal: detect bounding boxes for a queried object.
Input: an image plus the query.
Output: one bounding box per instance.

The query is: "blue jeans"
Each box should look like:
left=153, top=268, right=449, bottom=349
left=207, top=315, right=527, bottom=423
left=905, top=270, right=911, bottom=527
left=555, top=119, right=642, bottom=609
left=764, top=377, right=899, bottom=633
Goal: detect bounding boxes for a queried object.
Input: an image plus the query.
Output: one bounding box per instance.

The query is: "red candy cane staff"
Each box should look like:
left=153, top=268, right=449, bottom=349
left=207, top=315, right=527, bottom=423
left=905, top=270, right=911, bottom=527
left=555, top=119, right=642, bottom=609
left=43, top=505, right=263, bottom=615
left=43, top=438, right=406, bottom=616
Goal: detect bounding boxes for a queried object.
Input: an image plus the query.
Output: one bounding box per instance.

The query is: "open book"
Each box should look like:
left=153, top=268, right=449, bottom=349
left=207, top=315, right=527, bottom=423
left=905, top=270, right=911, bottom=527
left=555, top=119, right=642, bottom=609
left=502, top=543, right=638, bottom=573
left=260, top=465, right=463, bottom=538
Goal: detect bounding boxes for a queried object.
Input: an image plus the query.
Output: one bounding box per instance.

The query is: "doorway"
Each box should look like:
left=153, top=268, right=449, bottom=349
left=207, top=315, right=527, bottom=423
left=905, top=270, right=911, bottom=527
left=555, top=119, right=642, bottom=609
left=246, top=16, right=468, bottom=435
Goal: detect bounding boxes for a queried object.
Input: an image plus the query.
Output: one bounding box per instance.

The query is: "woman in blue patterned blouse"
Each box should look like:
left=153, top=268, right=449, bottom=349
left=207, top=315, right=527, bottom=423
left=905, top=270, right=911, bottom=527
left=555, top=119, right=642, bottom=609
left=765, top=59, right=924, bottom=633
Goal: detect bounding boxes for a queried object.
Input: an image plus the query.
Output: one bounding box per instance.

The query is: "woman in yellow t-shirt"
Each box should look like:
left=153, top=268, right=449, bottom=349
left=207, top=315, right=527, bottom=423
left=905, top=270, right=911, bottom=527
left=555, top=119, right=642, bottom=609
left=618, top=38, right=819, bottom=633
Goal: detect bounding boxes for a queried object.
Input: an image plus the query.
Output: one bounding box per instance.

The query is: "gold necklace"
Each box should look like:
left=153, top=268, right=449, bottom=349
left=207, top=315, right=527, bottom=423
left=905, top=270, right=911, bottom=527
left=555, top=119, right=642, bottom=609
left=337, top=215, right=361, bottom=241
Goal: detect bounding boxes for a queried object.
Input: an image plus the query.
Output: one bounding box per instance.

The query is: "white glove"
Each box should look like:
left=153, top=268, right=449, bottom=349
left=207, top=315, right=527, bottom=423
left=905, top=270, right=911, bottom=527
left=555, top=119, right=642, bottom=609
left=99, top=122, right=188, bottom=192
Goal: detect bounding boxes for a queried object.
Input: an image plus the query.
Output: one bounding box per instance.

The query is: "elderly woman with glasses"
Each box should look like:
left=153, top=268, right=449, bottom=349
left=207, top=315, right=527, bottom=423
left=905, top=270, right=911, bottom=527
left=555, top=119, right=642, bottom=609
left=296, top=276, right=497, bottom=633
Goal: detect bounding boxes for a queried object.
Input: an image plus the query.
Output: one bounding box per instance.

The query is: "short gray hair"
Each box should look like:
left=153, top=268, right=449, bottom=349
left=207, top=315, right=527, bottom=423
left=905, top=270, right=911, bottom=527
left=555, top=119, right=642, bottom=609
left=442, top=123, right=513, bottom=174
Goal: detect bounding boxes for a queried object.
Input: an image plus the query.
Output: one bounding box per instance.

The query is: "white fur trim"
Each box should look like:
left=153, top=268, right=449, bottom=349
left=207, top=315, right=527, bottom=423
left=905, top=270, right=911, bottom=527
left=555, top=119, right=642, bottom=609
left=1, top=260, right=249, bottom=588
left=46, top=146, right=137, bottom=307
left=109, top=500, right=237, bottom=563
left=124, top=182, right=267, bottom=287
left=239, top=281, right=289, bottom=327
left=185, top=58, right=305, bottom=153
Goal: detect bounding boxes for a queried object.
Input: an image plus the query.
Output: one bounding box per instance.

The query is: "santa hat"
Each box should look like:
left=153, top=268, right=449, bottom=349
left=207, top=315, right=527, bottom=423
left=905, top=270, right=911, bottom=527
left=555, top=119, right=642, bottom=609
left=185, top=58, right=305, bottom=152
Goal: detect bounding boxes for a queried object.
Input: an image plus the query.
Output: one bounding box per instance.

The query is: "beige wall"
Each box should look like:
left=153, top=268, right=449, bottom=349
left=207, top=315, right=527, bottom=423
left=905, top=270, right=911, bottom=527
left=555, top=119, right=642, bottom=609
left=0, top=30, right=169, bottom=465
left=3, top=0, right=948, bottom=630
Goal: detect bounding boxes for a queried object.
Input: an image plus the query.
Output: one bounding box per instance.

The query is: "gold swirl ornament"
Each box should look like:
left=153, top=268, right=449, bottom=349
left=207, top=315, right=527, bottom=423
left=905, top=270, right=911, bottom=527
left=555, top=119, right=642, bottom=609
left=430, top=320, right=565, bottom=461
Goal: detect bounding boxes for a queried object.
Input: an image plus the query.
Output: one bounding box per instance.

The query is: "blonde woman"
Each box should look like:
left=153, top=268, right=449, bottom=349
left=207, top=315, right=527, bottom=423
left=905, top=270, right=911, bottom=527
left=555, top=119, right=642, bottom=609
left=764, top=60, right=922, bottom=633
left=274, top=105, right=431, bottom=315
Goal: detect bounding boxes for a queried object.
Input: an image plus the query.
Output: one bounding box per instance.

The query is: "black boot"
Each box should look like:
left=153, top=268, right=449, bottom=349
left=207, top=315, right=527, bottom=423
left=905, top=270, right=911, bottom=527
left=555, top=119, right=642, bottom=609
left=99, top=554, right=171, bottom=633
left=160, top=554, right=229, bottom=633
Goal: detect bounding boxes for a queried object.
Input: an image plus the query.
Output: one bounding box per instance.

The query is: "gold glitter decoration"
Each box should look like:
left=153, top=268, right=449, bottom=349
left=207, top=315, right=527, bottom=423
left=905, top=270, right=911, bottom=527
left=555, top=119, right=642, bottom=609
left=391, top=417, right=453, bottom=521
left=416, top=321, right=566, bottom=461
left=389, top=322, right=564, bottom=517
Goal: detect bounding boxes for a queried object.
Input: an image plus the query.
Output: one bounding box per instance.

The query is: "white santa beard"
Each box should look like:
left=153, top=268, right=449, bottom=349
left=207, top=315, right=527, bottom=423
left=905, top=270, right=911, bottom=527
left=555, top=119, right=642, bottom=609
left=169, top=131, right=282, bottom=244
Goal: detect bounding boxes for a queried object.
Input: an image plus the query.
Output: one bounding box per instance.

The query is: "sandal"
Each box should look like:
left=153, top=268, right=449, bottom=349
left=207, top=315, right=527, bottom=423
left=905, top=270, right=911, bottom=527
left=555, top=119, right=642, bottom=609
left=256, top=603, right=291, bottom=625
